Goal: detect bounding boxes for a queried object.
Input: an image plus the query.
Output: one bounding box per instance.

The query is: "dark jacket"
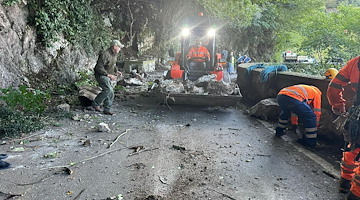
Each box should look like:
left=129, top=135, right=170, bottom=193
left=94, top=48, right=118, bottom=76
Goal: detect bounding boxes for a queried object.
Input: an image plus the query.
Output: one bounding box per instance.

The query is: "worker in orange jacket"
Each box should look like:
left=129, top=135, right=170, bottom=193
left=275, top=84, right=322, bottom=147
left=326, top=56, right=360, bottom=199
left=186, top=40, right=210, bottom=70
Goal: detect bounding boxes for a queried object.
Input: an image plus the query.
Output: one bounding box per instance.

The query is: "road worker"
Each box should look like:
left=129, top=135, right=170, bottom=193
left=275, top=84, right=322, bottom=147
left=326, top=56, right=360, bottom=199
left=186, top=40, right=210, bottom=70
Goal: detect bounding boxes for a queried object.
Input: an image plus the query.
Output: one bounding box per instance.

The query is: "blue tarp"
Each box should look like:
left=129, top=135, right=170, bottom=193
left=245, top=64, right=288, bottom=83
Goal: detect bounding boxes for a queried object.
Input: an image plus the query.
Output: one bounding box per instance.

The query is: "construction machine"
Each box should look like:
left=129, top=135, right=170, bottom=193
left=155, top=12, right=241, bottom=107
left=165, top=12, right=225, bottom=82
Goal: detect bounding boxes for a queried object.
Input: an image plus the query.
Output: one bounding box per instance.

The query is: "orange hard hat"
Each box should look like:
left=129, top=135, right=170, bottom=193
left=198, top=12, right=204, bottom=16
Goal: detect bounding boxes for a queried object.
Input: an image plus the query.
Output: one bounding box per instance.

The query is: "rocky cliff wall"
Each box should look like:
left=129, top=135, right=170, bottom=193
left=0, top=1, right=97, bottom=89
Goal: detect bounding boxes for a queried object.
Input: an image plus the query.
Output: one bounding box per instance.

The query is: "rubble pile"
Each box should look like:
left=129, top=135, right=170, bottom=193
left=155, top=75, right=240, bottom=96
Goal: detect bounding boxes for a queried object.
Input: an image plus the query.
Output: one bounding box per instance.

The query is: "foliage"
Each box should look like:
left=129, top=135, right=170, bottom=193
left=297, top=4, right=360, bottom=62
left=114, top=85, right=125, bottom=92
left=196, top=0, right=325, bottom=61
left=0, top=85, right=50, bottom=114
left=74, top=71, right=97, bottom=88
left=0, top=85, right=75, bottom=138
left=1, top=0, right=21, bottom=6
left=197, top=0, right=259, bottom=27
left=0, top=107, right=45, bottom=138
left=27, top=0, right=113, bottom=51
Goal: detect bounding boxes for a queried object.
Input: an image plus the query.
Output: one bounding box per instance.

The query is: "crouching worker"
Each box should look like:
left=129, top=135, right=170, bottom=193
left=275, top=84, right=322, bottom=147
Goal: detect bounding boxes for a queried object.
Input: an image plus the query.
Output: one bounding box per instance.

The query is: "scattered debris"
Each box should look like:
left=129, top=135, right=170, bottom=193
left=108, top=129, right=131, bottom=148
left=0, top=190, right=22, bottom=199
left=98, top=123, right=111, bottom=132
left=43, top=152, right=59, bottom=159
left=158, top=175, right=168, bottom=184
left=248, top=98, right=280, bottom=120
left=83, top=139, right=91, bottom=147
left=42, top=147, right=126, bottom=170
left=128, top=145, right=145, bottom=153
left=127, top=163, right=146, bottom=170
left=11, top=147, right=25, bottom=152
left=255, top=154, right=271, bottom=157
left=171, top=145, right=186, bottom=151
left=56, top=103, right=70, bottom=112
left=73, top=189, right=85, bottom=200
left=105, top=194, right=123, bottom=200
left=205, top=188, right=237, bottom=200
left=78, top=86, right=102, bottom=107
left=128, top=147, right=159, bottom=157
left=17, top=167, right=72, bottom=186
left=63, top=167, right=73, bottom=175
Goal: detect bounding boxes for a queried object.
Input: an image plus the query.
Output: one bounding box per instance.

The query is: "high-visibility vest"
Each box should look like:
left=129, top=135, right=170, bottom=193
left=186, top=46, right=210, bottom=62
left=278, top=84, right=322, bottom=125
left=327, top=56, right=360, bottom=112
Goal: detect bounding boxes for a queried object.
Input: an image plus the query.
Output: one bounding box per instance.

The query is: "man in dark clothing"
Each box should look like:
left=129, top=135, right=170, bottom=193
left=92, top=40, right=124, bottom=115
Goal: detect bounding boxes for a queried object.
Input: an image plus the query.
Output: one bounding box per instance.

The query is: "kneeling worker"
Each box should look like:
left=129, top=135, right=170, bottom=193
left=275, top=84, right=322, bottom=147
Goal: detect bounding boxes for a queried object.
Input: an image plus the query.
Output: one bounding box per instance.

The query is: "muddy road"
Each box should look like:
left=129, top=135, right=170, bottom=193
left=0, top=91, right=345, bottom=200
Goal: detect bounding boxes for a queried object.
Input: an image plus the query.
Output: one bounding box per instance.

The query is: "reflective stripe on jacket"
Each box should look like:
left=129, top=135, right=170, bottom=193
left=278, top=84, right=322, bottom=125
left=327, top=56, right=360, bottom=111
left=186, top=46, right=210, bottom=61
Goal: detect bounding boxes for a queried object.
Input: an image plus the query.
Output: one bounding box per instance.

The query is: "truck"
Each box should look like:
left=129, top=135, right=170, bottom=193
left=283, top=51, right=298, bottom=62
left=283, top=51, right=315, bottom=64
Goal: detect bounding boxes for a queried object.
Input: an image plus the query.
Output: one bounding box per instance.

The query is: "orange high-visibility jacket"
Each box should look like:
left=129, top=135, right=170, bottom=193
left=278, top=84, right=322, bottom=125
left=186, top=46, right=210, bottom=61
left=327, top=56, right=360, bottom=112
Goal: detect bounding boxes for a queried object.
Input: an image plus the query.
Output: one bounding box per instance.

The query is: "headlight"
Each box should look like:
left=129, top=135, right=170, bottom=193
left=207, top=29, right=216, bottom=37
left=181, top=28, right=190, bottom=37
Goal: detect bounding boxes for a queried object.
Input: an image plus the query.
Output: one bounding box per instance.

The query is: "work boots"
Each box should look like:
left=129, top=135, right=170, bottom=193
left=346, top=192, right=360, bottom=200
left=275, top=127, right=286, bottom=137
left=340, top=177, right=351, bottom=193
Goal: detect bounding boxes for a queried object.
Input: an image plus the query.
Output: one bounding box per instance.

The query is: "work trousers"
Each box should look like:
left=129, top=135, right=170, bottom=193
left=350, top=157, right=360, bottom=197
left=227, top=62, right=235, bottom=74
left=92, top=75, right=114, bottom=112
left=343, top=148, right=360, bottom=180
left=276, top=94, right=317, bottom=144
left=189, top=61, right=206, bottom=70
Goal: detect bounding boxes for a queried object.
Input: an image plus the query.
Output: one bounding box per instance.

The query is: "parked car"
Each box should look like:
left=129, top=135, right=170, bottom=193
left=327, top=58, right=344, bottom=65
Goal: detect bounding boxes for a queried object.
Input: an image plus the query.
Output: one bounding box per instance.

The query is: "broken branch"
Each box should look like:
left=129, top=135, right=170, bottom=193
left=107, top=129, right=131, bottom=148
left=205, top=188, right=236, bottom=200
left=128, top=147, right=159, bottom=157
left=73, top=188, right=85, bottom=200
left=41, top=147, right=126, bottom=170
left=0, top=191, right=22, bottom=199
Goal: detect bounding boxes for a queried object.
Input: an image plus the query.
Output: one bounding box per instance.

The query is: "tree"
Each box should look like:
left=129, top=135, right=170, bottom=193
left=299, top=4, right=360, bottom=62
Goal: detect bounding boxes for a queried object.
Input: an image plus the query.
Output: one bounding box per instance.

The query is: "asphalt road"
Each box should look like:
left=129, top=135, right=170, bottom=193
left=0, top=94, right=345, bottom=200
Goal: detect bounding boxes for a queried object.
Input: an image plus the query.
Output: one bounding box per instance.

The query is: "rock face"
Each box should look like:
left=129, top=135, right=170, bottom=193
left=0, top=2, right=97, bottom=89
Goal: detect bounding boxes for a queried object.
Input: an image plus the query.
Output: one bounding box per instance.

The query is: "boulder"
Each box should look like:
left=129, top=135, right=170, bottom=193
left=249, top=98, right=280, bottom=121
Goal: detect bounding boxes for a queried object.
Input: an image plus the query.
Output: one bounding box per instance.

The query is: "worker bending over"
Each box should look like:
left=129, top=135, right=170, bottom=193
left=275, top=84, right=322, bottom=147
left=327, top=56, right=360, bottom=200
